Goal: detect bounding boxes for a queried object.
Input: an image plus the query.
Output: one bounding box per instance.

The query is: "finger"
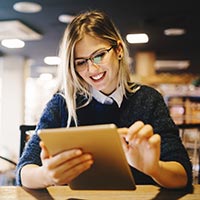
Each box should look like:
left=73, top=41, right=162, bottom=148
left=46, top=149, right=83, bottom=169
left=126, top=121, right=144, bottom=141
left=52, top=158, right=93, bottom=185
left=135, top=124, right=154, bottom=144
left=65, top=159, right=93, bottom=183
left=50, top=153, right=93, bottom=180
left=117, top=127, right=128, bottom=137
left=48, top=153, right=93, bottom=185
left=61, top=153, right=93, bottom=171
left=40, top=141, right=50, bottom=159
left=148, top=134, right=161, bottom=148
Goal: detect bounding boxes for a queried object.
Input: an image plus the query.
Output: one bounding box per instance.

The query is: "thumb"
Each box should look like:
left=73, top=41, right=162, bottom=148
left=40, top=141, right=50, bottom=159
left=118, top=128, right=129, bottom=153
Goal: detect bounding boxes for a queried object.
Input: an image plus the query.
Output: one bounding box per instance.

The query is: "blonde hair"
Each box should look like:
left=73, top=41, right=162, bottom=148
left=57, top=10, right=139, bottom=127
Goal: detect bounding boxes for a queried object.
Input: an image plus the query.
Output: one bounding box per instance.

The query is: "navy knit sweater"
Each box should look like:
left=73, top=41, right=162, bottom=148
left=15, top=85, right=193, bottom=188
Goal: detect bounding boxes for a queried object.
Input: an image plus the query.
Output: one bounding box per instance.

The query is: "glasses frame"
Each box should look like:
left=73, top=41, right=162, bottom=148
left=74, top=46, right=114, bottom=71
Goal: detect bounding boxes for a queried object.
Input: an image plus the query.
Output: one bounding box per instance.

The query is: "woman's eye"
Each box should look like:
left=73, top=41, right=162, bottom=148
left=93, top=51, right=106, bottom=63
left=76, top=60, right=86, bottom=66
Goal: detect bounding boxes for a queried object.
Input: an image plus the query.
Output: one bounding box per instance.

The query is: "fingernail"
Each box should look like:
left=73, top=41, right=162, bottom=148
left=88, top=160, right=93, bottom=165
left=75, top=150, right=82, bottom=155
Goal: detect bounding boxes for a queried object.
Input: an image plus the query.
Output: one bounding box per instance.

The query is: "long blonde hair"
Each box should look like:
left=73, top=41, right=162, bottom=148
left=57, top=10, right=139, bottom=127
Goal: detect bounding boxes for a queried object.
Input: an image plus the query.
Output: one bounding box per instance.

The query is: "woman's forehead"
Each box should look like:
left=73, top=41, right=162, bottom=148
left=74, top=35, right=110, bottom=57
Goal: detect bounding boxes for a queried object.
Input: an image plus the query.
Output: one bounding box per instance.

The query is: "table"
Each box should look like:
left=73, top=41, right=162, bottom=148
left=0, top=185, right=199, bottom=200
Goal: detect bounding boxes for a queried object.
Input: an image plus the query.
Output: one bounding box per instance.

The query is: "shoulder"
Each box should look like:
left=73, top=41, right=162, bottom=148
left=141, top=85, right=163, bottom=98
left=37, top=92, right=68, bottom=129
left=125, top=84, right=167, bottom=111
left=128, top=83, right=163, bottom=99
left=41, top=92, right=67, bottom=118
left=46, top=92, right=66, bottom=107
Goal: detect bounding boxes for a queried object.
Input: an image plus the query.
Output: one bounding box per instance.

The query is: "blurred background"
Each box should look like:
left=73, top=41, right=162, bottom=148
left=0, top=0, right=199, bottom=185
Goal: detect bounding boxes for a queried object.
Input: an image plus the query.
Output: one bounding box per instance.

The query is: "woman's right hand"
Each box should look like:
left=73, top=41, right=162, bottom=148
left=40, top=141, right=93, bottom=186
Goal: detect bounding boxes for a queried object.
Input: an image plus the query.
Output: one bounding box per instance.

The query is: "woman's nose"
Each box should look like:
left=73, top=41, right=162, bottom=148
left=87, top=60, right=99, bottom=72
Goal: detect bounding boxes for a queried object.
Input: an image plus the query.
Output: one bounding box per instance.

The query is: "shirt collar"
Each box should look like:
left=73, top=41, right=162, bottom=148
left=90, top=86, right=123, bottom=107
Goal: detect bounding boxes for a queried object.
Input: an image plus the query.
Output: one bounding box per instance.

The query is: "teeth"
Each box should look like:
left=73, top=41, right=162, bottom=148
left=91, top=73, right=104, bottom=80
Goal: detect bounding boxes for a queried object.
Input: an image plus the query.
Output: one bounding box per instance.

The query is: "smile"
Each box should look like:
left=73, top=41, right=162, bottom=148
left=90, top=72, right=106, bottom=81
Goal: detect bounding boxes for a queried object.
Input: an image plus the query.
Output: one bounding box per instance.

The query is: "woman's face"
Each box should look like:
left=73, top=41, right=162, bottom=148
left=74, top=34, right=121, bottom=95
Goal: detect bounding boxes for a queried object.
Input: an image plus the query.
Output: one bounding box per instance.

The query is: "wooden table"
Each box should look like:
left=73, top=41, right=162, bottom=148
left=0, top=185, right=199, bottom=200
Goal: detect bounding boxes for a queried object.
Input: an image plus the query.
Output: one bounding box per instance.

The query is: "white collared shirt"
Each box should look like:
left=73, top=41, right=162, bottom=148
left=90, top=86, right=123, bottom=108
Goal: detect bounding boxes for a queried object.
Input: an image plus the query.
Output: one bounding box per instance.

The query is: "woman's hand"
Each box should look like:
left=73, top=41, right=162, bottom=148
left=118, top=121, right=188, bottom=189
left=40, top=141, right=93, bottom=186
left=118, top=121, right=161, bottom=177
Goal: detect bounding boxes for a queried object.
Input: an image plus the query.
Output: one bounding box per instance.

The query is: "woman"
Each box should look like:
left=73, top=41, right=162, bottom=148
left=16, top=10, right=192, bottom=189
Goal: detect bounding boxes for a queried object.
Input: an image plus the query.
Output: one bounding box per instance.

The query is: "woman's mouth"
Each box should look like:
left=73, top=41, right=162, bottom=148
left=90, top=72, right=106, bottom=81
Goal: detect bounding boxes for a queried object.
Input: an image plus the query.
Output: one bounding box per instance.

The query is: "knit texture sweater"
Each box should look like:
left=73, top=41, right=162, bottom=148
left=15, top=85, right=193, bottom=188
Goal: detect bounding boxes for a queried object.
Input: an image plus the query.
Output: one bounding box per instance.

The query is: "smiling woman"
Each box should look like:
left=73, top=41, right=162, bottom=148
left=16, top=10, right=192, bottom=190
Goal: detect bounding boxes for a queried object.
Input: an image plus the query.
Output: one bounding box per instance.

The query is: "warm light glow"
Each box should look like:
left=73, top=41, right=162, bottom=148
left=58, top=14, right=75, bottom=23
left=44, top=56, right=61, bottom=65
left=126, top=33, right=149, bottom=44
left=13, top=2, right=42, bottom=13
left=164, top=28, right=186, bottom=36
left=155, top=60, right=190, bottom=70
left=39, top=73, right=53, bottom=81
left=1, top=39, right=25, bottom=48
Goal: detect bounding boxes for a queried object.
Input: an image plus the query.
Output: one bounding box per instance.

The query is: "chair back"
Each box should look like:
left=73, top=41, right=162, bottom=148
left=19, top=125, right=36, bottom=157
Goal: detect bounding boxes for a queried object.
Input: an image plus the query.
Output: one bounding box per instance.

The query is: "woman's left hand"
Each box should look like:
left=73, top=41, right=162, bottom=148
left=118, top=121, right=161, bottom=177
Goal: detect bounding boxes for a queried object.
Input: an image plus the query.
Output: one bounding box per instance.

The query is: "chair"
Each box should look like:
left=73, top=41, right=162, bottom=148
left=19, top=125, right=36, bottom=157
left=0, top=125, right=36, bottom=185
left=0, top=152, right=17, bottom=185
left=178, top=124, right=200, bottom=184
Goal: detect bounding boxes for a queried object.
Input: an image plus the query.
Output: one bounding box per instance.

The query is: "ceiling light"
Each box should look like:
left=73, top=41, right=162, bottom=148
left=58, top=14, right=75, bottom=23
left=1, top=39, right=25, bottom=48
left=164, top=28, right=186, bottom=36
left=13, top=2, right=42, bottom=13
left=155, top=60, right=190, bottom=70
left=39, top=73, right=53, bottom=81
left=126, top=33, right=149, bottom=44
left=44, top=56, right=61, bottom=65
left=0, top=20, right=42, bottom=40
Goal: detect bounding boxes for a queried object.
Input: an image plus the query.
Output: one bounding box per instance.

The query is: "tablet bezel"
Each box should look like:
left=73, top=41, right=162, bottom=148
left=38, top=123, right=136, bottom=190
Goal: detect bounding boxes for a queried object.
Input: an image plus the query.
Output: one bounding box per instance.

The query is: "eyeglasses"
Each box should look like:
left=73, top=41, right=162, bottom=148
left=74, top=46, right=114, bottom=72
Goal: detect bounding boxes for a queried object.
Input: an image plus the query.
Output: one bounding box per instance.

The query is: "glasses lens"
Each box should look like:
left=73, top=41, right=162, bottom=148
left=93, top=55, right=102, bottom=64
left=92, top=50, right=107, bottom=64
left=75, top=59, right=87, bottom=70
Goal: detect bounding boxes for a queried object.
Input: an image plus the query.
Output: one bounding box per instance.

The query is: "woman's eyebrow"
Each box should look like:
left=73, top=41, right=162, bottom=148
left=74, top=47, right=106, bottom=60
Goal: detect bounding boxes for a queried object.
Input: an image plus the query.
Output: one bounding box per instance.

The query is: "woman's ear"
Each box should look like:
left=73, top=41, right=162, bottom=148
left=116, top=40, right=123, bottom=59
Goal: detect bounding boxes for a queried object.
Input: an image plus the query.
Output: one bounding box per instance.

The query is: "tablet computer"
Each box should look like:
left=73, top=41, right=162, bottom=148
left=38, top=124, right=136, bottom=190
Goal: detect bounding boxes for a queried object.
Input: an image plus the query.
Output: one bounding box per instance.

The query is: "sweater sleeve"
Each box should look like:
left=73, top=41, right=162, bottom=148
left=125, top=85, right=193, bottom=188
left=143, top=86, right=193, bottom=188
left=15, top=93, right=67, bottom=186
